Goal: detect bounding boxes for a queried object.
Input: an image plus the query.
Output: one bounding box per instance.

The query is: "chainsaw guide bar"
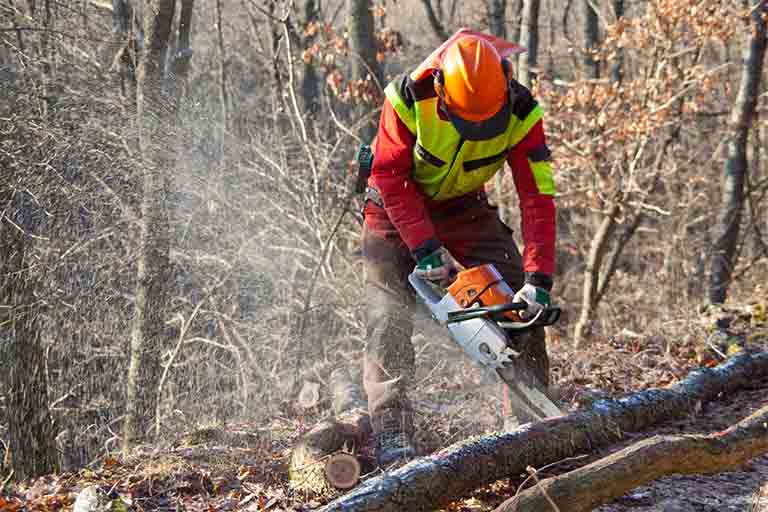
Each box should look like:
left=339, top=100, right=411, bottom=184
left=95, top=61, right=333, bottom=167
left=408, top=266, right=564, bottom=422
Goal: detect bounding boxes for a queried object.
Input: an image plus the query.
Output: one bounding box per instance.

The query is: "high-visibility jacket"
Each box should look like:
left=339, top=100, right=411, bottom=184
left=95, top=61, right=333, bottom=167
left=367, top=71, right=556, bottom=278
left=384, top=74, right=555, bottom=202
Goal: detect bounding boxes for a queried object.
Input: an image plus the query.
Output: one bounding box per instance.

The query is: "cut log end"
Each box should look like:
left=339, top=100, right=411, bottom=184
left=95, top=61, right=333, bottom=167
left=289, top=367, right=370, bottom=496
left=325, top=453, right=361, bottom=490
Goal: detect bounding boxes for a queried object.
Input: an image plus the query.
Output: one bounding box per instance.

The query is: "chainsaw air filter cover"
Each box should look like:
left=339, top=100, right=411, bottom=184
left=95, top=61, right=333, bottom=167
left=447, top=264, right=521, bottom=321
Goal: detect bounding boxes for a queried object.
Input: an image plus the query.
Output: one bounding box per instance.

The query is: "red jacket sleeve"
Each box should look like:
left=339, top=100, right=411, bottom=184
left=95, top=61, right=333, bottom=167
left=506, top=119, right=556, bottom=277
left=370, top=99, right=441, bottom=259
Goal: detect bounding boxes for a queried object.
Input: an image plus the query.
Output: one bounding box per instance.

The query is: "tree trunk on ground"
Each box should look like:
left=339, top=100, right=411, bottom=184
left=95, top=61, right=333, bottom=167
left=708, top=0, right=767, bottom=304
left=582, top=0, right=599, bottom=79
left=346, top=0, right=384, bottom=142
left=123, top=0, right=179, bottom=454
left=497, top=404, right=768, bottom=512
left=517, top=0, right=539, bottom=88
left=1, top=192, right=58, bottom=480
left=319, top=352, right=768, bottom=512
left=289, top=368, right=371, bottom=495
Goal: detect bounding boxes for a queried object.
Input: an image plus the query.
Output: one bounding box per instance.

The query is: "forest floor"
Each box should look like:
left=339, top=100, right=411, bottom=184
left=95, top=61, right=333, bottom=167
left=3, top=305, right=768, bottom=512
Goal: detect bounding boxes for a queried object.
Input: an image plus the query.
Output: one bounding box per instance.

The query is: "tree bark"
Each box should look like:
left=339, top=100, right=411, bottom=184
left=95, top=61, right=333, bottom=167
left=496, top=404, right=768, bottom=512
left=319, top=352, right=768, bottom=512
left=582, top=0, right=599, bottom=79
left=215, top=0, right=228, bottom=133
left=509, top=0, right=523, bottom=46
left=610, top=0, right=624, bottom=84
left=300, top=0, right=321, bottom=117
left=708, top=0, right=767, bottom=304
left=488, top=0, right=507, bottom=39
left=517, top=0, right=539, bottom=88
left=419, top=0, right=449, bottom=41
left=289, top=368, right=371, bottom=495
left=123, top=0, right=178, bottom=454
left=110, top=0, right=140, bottom=94
left=169, top=0, right=194, bottom=99
left=346, top=0, right=384, bottom=141
left=573, top=202, right=620, bottom=346
left=0, top=192, right=58, bottom=480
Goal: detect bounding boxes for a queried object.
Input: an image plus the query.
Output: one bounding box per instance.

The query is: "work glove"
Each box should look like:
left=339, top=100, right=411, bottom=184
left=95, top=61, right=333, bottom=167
left=414, top=247, right=465, bottom=287
left=513, top=283, right=551, bottom=320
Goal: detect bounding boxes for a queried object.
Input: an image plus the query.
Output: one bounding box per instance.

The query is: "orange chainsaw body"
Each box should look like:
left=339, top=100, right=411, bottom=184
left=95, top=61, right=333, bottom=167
left=447, top=264, right=521, bottom=322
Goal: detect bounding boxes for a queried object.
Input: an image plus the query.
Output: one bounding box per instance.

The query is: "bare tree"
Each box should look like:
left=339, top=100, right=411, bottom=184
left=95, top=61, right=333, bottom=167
left=487, top=0, right=507, bottom=38
left=518, top=0, right=540, bottom=88
left=0, top=192, right=58, bottom=480
left=509, top=0, right=524, bottom=45
left=583, top=0, right=600, bottom=79
left=215, top=0, right=228, bottom=132
left=419, top=0, right=449, bottom=41
left=346, top=0, right=384, bottom=141
left=610, top=0, right=625, bottom=84
left=708, top=0, right=767, bottom=304
left=123, top=0, right=194, bottom=453
left=301, top=0, right=321, bottom=117
left=111, top=0, right=141, bottom=94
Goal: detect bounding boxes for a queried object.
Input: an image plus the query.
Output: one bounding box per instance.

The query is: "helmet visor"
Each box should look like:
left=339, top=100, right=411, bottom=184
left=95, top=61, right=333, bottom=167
left=441, top=96, right=511, bottom=141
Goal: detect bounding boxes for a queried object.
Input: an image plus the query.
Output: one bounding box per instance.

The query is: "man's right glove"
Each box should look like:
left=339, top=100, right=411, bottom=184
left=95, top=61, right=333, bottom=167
left=513, top=283, right=551, bottom=320
left=414, top=247, right=465, bottom=287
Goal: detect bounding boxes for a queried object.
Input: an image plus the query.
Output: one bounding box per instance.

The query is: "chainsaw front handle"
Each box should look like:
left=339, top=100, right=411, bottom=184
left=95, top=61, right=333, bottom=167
left=445, top=302, right=527, bottom=323
left=447, top=304, right=561, bottom=332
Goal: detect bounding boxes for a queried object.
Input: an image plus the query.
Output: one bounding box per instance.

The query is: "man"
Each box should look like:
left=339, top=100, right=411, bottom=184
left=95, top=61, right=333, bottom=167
left=361, top=29, right=556, bottom=467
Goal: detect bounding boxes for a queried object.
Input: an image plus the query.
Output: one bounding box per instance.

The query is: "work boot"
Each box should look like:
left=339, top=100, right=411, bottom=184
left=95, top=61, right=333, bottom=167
left=372, top=410, right=416, bottom=468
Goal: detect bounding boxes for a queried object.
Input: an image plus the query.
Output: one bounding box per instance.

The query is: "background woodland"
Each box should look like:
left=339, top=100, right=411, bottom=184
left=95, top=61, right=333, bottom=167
left=1, top=0, right=767, bottom=504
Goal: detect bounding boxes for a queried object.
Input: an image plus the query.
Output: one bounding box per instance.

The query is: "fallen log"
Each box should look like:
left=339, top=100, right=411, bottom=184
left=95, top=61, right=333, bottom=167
left=320, top=352, right=768, bottom=512
left=498, top=404, right=768, bottom=512
left=289, top=368, right=371, bottom=495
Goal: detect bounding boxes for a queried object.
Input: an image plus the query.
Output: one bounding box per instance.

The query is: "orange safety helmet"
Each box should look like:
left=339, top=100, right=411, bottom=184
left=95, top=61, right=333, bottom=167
left=435, top=35, right=512, bottom=140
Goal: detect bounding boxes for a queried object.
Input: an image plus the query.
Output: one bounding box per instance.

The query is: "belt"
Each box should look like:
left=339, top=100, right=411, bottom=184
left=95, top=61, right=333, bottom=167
left=364, top=186, right=489, bottom=217
left=430, top=190, right=490, bottom=220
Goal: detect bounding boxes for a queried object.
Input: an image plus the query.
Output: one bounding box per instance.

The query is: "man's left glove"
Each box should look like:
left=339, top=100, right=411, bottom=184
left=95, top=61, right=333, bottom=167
left=513, top=283, right=551, bottom=320
left=414, top=247, right=465, bottom=287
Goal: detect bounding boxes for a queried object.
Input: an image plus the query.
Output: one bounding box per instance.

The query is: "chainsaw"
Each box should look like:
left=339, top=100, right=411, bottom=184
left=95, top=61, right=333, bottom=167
left=408, top=264, right=563, bottom=423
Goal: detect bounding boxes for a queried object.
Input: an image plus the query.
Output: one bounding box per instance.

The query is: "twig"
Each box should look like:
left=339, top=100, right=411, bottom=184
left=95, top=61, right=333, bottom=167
left=294, top=192, right=355, bottom=386
left=155, top=266, right=238, bottom=434
left=513, top=454, right=589, bottom=498
left=526, top=466, right=560, bottom=512
left=281, top=5, right=319, bottom=197
left=1, top=469, right=14, bottom=491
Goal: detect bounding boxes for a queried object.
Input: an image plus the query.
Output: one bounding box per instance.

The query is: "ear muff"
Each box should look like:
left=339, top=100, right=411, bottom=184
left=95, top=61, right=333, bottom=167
left=433, top=68, right=446, bottom=100
left=501, top=58, right=512, bottom=81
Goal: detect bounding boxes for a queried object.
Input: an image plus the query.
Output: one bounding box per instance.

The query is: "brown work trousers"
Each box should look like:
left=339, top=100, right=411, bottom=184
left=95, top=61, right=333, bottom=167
left=361, top=192, right=549, bottom=436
